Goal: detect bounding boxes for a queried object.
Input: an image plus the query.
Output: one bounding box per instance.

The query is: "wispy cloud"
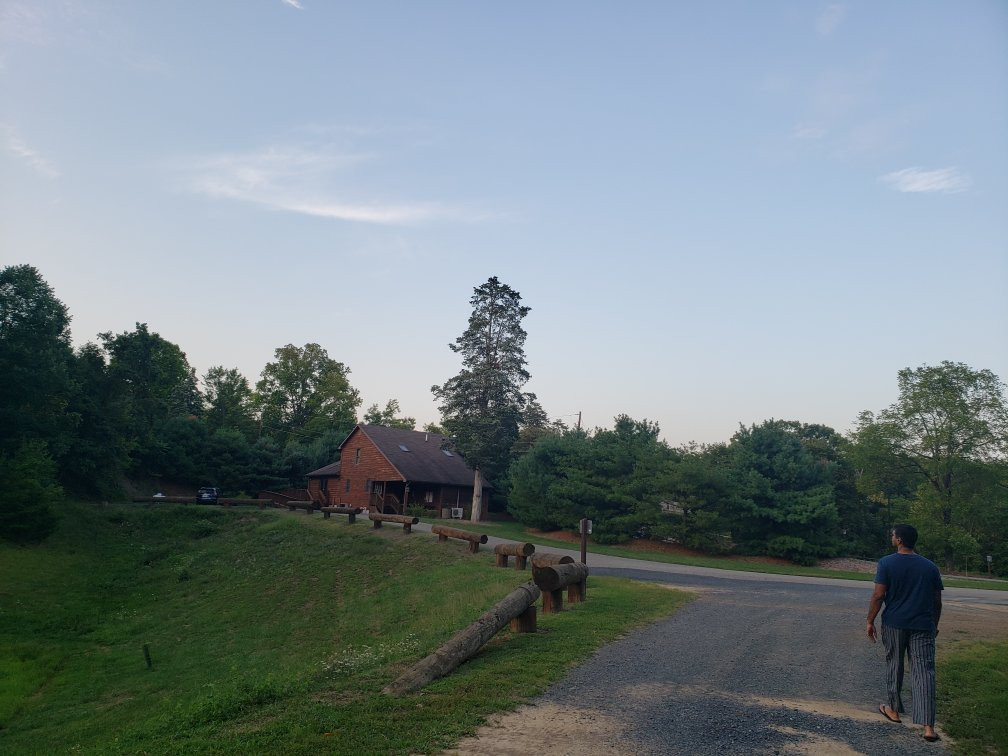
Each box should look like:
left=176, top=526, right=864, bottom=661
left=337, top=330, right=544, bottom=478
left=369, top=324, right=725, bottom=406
left=791, top=122, right=826, bottom=141
left=281, top=0, right=304, bottom=9
left=816, top=4, right=847, bottom=36
left=880, top=167, right=970, bottom=194
left=179, top=145, right=488, bottom=225
left=2, top=125, right=60, bottom=178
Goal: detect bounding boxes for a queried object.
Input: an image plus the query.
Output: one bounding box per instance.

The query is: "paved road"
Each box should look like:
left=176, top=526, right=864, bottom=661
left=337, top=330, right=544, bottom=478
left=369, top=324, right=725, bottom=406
left=420, top=525, right=1008, bottom=755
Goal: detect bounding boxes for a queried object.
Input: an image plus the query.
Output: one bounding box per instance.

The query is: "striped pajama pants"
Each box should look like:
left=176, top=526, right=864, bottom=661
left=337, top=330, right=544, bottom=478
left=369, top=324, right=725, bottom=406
left=881, top=624, right=936, bottom=727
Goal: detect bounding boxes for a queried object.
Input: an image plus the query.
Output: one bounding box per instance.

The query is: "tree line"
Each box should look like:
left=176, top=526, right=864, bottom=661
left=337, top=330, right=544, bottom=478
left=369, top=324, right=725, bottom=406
left=0, top=264, right=412, bottom=541
left=3, top=265, right=1006, bottom=574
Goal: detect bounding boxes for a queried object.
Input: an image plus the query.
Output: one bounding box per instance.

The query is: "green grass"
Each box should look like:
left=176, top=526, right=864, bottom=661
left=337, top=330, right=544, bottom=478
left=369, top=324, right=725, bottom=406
left=0, top=503, right=690, bottom=754
left=425, top=518, right=1008, bottom=591
left=938, top=641, right=1008, bottom=755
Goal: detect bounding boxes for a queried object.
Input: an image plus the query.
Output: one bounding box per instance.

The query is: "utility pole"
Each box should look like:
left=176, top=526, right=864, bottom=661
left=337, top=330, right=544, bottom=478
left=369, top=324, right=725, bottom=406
left=576, top=411, right=581, bottom=431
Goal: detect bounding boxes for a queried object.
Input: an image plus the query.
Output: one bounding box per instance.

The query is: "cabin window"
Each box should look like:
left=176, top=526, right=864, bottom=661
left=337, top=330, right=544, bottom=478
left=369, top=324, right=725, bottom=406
left=320, top=479, right=328, bottom=492
left=345, top=479, right=351, bottom=492
left=365, top=480, right=372, bottom=493
left=425, top=490, right=434, bottom=504
left=354, top=448, right=361, bottom=464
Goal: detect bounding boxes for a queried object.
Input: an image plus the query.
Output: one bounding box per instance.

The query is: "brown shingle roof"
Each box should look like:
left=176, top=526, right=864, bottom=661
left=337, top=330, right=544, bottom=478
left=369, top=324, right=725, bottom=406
left=307, top=461, right=341, bottom=477
left=346, top=424, right=488, bottom=488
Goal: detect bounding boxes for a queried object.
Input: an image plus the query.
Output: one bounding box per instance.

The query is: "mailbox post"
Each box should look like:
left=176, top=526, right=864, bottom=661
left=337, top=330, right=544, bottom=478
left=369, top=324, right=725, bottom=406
left=579, top=518, right=592, bottom=565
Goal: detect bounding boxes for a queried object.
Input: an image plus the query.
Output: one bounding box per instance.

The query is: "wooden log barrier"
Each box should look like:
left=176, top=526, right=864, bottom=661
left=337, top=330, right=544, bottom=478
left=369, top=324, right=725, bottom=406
left=431, top=524, right=489, bottom=553
left=218, top=497, right=267, bottom=507
left=321, top=505, right=363, bottom=523
left=494, top=542, right=536, bottom=569
left=369, top=512, right=419, bottom=533
left=382, top=580, right=541, bottom=696
left=530, top=552, right=574, bottom=569
left=532, top=562, right=589, bottom=614
left=286, top=500, right=317, bottom=514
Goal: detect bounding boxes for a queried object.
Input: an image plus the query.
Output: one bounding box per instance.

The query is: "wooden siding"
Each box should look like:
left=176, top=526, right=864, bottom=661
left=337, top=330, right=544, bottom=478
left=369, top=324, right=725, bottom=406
left=338, top=426, right=403, bottom=510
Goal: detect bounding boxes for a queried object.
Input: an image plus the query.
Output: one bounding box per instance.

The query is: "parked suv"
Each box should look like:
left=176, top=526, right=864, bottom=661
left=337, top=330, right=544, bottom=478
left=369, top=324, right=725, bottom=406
left=196, top=487, right=220, bottom=504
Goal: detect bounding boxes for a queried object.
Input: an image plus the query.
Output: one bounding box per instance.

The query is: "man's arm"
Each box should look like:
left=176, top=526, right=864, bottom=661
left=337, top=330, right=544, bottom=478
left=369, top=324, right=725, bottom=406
left=933, top=589, right=942, bottom=633
left=866, top=583, right=886, bottom=642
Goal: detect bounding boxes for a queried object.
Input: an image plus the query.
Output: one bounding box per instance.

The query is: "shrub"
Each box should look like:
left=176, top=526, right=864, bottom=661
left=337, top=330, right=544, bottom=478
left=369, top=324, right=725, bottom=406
left=0, top=441, right=62, bottom=544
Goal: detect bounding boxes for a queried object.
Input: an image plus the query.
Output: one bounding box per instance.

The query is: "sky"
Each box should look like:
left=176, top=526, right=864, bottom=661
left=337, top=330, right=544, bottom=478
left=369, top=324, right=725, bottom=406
left=2, top=1, right=1006, bottom=446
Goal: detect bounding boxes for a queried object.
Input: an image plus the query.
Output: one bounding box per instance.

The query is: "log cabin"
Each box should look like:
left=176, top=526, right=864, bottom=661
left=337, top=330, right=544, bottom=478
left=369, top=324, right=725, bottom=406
left=307, top=424, right=488, bottom=517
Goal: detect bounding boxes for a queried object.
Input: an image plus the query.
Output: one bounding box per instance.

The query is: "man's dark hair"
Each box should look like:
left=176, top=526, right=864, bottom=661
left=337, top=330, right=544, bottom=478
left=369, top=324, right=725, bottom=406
left=892, top=524, right=918, bottom=549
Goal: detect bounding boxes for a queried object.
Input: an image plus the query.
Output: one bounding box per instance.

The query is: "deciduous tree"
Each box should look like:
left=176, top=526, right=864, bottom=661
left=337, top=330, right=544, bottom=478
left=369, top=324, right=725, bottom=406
left=363, top=399, right=416, bottom=429
left=255, top=343, right=360, bottom=446
left=0, top=264, right=75, bottom=459
left=852, top=361, right=1008, bottom=569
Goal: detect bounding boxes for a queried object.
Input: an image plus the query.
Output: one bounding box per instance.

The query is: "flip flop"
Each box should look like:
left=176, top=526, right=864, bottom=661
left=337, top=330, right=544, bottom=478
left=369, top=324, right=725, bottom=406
left=879, top=704, right=901, bottom=723
left=924, top=733, right=940, bottom=742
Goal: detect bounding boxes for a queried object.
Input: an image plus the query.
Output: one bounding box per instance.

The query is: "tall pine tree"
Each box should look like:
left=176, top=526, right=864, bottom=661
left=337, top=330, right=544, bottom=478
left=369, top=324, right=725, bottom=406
left=432, top=277, right=534, bottom=521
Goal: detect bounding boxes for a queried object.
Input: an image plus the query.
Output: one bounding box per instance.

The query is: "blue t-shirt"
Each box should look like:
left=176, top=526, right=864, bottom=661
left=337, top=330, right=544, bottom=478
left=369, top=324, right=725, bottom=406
left=874, top=552, right=943, bottom=632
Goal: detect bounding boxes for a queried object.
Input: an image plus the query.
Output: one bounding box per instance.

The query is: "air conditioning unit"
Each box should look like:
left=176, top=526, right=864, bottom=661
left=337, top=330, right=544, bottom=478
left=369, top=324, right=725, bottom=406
left=451, top=507, right=464, bottom=519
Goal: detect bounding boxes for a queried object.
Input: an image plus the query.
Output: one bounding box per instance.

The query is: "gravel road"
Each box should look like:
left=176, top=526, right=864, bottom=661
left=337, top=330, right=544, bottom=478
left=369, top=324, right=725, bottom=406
left=423, top=525, right=1008, bottom=756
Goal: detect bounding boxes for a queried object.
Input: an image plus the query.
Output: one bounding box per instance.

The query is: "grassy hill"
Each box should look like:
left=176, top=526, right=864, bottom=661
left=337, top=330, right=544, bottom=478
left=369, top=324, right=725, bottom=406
left=0, top=503, right=689, bottom=754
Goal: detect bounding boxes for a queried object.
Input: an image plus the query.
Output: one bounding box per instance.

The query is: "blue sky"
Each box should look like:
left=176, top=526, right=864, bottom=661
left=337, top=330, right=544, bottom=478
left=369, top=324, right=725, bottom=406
left=2, top=1, right=1006, bottom=444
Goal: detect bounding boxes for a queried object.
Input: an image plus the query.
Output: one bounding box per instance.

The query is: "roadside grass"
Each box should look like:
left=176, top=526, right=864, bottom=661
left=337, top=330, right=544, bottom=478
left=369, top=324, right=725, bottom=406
left=425, top=518, right=1007, bottom=590
left=0, top=502, right=690, bottom=754
left=938, top=641, right=1008, bottom=755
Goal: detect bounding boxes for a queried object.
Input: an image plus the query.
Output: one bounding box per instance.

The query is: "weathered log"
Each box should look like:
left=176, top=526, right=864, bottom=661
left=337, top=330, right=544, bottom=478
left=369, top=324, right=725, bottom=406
left=286, top=500, right=317, bottom=513
left=431, top=524, right=489, bottom=553
left=382, top=581, right=541, bottom=696
left=530, top=552, right=574, bottom=569
left=431, top=525, right=488, bottom=543
left=494, top=542, right=535, bottom=569
left=532, top=562, right=589, bottom=593
left=322, top=505, right=362, bottom=523
left=370, top=512, right=419, bottom=532
left=217, top=497, right=264, bottom=507
left=494, top=542, right=535, bottom=557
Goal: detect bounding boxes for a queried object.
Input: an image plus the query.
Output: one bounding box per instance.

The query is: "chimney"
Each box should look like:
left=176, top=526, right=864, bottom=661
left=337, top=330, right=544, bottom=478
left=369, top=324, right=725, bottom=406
left=425, top=433, right=429, bottom=442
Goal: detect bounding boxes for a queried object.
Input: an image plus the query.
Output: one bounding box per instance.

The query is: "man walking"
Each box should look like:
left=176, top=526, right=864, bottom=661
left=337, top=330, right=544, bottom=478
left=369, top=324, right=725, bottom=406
left=866, top=524, right=944, bottom=743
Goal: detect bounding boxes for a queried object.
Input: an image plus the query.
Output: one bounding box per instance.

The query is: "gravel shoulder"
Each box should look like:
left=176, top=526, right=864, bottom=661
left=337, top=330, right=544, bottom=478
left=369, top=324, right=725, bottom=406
left=434, top=526, right=1008, bottom=756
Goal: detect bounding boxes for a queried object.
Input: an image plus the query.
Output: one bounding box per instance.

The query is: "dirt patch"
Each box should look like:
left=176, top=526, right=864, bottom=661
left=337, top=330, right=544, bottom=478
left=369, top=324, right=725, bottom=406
left=445, top=703, right=635, bottom=756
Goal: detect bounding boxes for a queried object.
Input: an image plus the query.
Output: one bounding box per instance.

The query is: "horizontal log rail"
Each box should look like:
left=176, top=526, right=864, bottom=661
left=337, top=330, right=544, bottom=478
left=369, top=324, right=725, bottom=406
left=530, top=552, right=574, bottom=569
left=286, top=500, right=318, bottom=513
left=532, top=562, right=589, bottom=614
left=431, top=524, right=489, bottom=553
left=218, top=497, right=269, bottom=508
left=382, top=580, right=541, bottom=696
left=369, top=512, right=419, bottom=533
left=494, top=542, right=535, bottom=569
left=321, top=505, right=363, bottom=523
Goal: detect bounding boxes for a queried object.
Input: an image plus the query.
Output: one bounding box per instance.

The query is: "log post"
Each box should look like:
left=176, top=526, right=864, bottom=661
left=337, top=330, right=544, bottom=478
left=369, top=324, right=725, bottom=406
left=382, top=581, right=541, bottom=696
left=532, top=562, right=589, bottom=614
left=431, top=525, right=488, bottom=553
left=494, top=542, right=535, bottom=570
left=510, top=605, right=537, bottom=633
left=369, top=512, right=419, bottom=533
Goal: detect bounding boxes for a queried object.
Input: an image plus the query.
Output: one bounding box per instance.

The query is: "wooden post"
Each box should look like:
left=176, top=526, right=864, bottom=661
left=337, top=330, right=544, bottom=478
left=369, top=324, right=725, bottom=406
left=542, top=589, right=563, bottom=613
left=382, top=581, right=541, bottom=695
left=494, top=542, right=535, bottom=570
left=533, top=562, right=589, bottom=614
left=510, top=605, right=537, bottom=633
